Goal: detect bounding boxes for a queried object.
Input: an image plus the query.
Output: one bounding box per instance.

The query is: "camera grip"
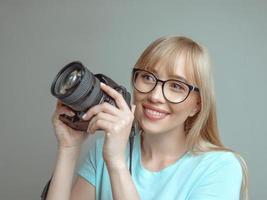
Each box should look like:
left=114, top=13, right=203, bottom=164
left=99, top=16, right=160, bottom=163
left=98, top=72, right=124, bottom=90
left=59, top=114, right=89, bottom=132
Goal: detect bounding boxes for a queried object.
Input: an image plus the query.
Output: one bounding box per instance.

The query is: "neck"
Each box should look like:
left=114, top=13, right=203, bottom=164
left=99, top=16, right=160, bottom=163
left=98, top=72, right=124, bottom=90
left=141, top=129, right=187, bottom=161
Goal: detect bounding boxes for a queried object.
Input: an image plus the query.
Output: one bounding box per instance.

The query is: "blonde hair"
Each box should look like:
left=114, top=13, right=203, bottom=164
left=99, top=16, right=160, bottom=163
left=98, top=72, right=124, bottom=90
left=133, top=36, right=249, bottom=200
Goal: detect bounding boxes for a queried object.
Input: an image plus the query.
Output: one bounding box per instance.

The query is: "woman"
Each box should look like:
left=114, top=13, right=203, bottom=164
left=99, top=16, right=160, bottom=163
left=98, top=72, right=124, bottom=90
left=46, top=36, right=248, bottom=200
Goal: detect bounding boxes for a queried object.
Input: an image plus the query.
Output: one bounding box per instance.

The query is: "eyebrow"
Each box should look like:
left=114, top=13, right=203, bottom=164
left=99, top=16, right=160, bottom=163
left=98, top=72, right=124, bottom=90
left=150, top=69, right=189, bottom=83
left=168, top=74, right=189, bottom=83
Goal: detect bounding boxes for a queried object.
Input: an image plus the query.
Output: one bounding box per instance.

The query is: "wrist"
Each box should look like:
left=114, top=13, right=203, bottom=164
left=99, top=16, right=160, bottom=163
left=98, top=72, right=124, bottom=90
left=105, top=158, right=128, bottom=172
left=57, top=146, right=81, bottom=160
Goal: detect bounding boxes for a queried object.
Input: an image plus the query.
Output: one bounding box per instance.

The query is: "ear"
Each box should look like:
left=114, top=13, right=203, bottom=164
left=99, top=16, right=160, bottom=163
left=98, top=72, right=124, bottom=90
left=189, top=101, right=200, bottom=117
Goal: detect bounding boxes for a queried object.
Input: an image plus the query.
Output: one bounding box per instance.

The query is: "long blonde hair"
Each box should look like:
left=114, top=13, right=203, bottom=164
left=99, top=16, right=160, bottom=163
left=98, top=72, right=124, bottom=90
left=133, top=36, right=248, bottom=200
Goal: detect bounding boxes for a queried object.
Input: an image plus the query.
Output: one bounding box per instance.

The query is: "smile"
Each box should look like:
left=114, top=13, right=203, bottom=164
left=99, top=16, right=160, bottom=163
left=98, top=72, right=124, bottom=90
left=143, top=105, right=170, bottom=121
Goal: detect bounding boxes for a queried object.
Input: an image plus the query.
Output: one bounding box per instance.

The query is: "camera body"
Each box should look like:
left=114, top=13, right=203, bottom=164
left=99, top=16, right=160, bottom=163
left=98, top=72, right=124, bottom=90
left=50, top=61, right=131, bottom=131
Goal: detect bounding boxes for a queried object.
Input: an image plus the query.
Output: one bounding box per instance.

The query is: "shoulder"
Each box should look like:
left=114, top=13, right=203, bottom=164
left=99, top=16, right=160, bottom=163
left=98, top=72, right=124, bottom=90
left=192, top=150, right=242, bottom=169
left=202, top=151, right=242, bottom=168
left=187, top=151, right=244, bottom=199
left=189, top=150, right=243, bottom=180
left=195, top=150, right=241, bottom=163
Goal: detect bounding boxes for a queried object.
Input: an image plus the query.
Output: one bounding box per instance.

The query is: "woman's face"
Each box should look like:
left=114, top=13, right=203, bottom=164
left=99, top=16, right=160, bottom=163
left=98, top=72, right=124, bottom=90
left=133, top=55, right=200, bottom=136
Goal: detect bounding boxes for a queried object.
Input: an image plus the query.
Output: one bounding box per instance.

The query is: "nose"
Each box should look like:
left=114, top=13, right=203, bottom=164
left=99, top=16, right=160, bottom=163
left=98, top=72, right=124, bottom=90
left=147, top=83, right=166, bottom=103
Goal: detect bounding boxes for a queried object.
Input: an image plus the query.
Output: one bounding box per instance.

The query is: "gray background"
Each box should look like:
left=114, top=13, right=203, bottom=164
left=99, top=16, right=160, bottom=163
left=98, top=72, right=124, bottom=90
left=0, top=0, right=266, bottom=199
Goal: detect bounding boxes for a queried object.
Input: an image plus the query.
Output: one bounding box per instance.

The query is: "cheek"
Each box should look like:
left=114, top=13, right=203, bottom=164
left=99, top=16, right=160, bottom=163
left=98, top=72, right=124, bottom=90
left=170, top=99, right=197, bottom=119
left=132, top=91, right=145, bottom=118
left=132, top=90, right=144, bottom=105
left=171, top=105, right=190, bottom=119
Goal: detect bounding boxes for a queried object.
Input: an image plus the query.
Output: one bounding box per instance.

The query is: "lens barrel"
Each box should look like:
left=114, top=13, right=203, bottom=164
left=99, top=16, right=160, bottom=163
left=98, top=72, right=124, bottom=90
left=51, top=61, right=104, bottom=112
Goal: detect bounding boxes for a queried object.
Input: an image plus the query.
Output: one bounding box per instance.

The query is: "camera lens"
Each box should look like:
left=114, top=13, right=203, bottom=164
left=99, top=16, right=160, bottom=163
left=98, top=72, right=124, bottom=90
left=58, top=69, right=83, bottom=95
left=51, top=61, right=104, bottom=112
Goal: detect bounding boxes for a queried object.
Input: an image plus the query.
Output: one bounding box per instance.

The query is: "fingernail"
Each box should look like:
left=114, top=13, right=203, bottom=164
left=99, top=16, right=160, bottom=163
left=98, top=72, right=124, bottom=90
left=82, top=114, right=87, bottom=120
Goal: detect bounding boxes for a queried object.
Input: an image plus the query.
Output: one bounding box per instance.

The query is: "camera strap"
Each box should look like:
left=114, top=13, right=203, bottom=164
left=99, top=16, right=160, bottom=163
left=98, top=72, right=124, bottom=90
left=40, top=177, right=52, bottom=200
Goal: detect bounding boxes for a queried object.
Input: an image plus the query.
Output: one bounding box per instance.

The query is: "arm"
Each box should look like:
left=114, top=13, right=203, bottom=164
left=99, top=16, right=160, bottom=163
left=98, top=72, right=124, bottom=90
left=46, top=147, right=80, bottom=200
left=46, top=147, right=96, bottom=200
left=46, top=101, right=95, bottom=200
left=71, top=176, right=95, bottom=200
left=107, top=163, right=140, bottom=200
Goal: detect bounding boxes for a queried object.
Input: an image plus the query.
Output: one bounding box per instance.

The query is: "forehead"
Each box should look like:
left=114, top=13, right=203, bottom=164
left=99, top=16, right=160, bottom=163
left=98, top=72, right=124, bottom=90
left=142, top=52, right=194, bottom=83
left=152, top=57, right=186, bottom=80
left=135, top=39, right=198, bottom=84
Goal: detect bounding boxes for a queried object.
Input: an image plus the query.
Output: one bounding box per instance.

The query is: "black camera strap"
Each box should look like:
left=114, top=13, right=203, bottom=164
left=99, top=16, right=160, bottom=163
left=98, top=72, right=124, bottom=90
left=41, top=178, right=52, bottom=199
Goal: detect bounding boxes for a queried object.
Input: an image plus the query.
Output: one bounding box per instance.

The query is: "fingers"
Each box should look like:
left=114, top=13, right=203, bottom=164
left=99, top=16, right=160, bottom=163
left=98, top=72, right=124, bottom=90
left=82, top=102, right=118, bottom=121
left=88, top=119, right=113, bottom=135
left=87, top=112, right=116, bottom=133
left=87, top=112, right=116, bottom=128
left=100, top=83, right=129, bottom=110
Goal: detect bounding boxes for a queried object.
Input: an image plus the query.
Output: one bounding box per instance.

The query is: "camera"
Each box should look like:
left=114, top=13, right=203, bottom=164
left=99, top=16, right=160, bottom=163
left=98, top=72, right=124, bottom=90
left=50, top=61, right=131, bottom=131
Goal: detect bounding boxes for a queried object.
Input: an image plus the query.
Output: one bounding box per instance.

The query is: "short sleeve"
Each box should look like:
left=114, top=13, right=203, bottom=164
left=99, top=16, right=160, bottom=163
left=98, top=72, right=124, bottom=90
left=188, top=152, right=243, bottom=200
left=78, top=138, right=98, bottom=186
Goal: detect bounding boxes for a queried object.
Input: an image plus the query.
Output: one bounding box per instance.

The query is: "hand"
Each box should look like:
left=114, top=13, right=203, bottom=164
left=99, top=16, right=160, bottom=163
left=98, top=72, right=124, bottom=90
left=52, top=101, right=89, bottom=149
left=82, top=83, right=136, bottom=169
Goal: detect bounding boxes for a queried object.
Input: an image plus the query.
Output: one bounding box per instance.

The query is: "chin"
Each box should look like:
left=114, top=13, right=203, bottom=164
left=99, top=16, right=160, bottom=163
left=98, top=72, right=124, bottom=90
left=138, top=118, right=168, bottom=135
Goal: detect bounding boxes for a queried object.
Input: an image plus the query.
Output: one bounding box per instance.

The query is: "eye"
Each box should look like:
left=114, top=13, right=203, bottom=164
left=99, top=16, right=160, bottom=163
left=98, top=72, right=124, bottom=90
left=141, top=72, right=155, bottom=83
left=168, top=81, right=187, bottom=92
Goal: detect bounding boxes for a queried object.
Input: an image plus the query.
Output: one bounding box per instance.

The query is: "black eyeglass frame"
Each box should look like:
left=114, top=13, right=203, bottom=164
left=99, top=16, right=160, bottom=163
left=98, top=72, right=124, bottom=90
left=132, top=68, right=200, bottom=104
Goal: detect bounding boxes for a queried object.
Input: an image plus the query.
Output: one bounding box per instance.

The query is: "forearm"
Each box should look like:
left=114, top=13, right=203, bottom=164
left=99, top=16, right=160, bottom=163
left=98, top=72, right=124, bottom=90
left=107, top=162, right=140, bottom=200
left=46, top=147, right=81, bottom=200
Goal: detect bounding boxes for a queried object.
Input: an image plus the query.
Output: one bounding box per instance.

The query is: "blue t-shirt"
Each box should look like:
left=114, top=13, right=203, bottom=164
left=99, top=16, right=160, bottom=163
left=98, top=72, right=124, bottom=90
left=78, top=134, right=242, bottom=200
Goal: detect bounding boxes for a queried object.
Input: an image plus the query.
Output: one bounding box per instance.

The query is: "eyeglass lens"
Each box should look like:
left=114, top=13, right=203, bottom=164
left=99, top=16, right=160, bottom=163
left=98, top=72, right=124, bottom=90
left=133, top=70, right=191, bottom=103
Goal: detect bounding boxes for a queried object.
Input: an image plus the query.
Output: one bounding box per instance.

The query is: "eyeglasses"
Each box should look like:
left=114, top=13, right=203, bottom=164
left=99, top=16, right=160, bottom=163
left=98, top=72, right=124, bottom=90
left=132, top=68, right=200, bottom=104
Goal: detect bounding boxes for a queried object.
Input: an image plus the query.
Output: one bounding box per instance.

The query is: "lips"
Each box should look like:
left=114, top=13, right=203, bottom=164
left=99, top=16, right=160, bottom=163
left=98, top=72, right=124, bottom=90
left=142, top=104, right=170, bottom=121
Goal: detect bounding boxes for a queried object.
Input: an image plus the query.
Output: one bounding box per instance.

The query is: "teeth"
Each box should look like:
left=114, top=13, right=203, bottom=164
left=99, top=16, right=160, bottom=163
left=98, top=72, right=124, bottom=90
left=145, top=108, right=166, bottom=117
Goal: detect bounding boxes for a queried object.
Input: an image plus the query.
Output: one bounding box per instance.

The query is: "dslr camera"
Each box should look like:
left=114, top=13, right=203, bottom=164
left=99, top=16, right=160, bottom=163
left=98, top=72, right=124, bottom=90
left=50, top=61, right=131, bottom=131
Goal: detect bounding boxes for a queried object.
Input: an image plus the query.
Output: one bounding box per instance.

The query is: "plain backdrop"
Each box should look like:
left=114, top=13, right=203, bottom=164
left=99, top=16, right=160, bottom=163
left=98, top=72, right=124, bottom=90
left=0, top=0, right=266, bottom=199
